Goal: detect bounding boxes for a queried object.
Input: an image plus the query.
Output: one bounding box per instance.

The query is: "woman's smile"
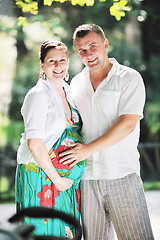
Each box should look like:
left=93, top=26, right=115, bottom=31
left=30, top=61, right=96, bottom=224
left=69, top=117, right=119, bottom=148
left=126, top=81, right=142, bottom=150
left=41, top=48, right=69, bottom=82
left=53, top=70, right=63, bottom=74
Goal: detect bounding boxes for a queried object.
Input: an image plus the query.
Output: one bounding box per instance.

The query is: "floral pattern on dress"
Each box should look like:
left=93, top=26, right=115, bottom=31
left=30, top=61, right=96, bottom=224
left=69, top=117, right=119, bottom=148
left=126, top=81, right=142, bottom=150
left=16, top=103, right=85, bottom=238
left=75, top=189, right=80, bottom=211
left=61, top=138, right=74, bottom=146
left=37, top=183, right=60, bottom=207
left=72, top=111, right=79, bottom=123
left=65, top=226, right=74, bottom=239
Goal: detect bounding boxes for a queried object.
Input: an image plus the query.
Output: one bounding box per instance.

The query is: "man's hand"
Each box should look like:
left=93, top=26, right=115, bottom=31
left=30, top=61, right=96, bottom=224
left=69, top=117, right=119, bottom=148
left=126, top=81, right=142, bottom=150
left=59, top=142, right=90, bottom=167
left=59, top=115, right=140, bottom=168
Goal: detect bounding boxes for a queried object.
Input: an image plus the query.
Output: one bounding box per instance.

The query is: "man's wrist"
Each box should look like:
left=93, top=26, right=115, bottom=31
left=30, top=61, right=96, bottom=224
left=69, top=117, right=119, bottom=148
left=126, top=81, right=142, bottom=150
left=86, top=142, right=95, bottom=157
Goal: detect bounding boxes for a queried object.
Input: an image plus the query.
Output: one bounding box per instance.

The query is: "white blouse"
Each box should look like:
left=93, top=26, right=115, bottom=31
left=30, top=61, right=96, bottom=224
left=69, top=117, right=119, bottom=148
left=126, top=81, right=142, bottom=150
left=17, top=75, right=75, bottom=165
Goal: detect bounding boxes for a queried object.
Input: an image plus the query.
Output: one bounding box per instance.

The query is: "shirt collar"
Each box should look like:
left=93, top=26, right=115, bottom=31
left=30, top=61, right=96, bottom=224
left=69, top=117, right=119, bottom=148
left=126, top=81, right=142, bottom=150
left=108, top=58, right=119, bottom=77
left=39, top=74, right=73, bottom=105
left=82, top=58, right=120, bottom=93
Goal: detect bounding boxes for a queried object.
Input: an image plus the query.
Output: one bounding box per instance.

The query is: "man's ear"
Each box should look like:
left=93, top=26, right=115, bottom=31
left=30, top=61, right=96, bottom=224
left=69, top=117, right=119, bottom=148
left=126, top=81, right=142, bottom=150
left=104, top=38, right=109, bottom=49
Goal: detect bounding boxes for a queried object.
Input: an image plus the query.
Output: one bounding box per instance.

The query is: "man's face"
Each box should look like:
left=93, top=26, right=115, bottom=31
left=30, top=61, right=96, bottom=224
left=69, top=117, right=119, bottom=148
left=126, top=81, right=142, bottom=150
left=74, top=32, right=109, bottom=70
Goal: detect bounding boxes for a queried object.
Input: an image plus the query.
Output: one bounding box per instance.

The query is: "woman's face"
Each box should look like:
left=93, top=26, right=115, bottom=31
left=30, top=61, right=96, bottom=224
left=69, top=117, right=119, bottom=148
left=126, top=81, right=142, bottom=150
left=40, top=48, right=69, bottom=82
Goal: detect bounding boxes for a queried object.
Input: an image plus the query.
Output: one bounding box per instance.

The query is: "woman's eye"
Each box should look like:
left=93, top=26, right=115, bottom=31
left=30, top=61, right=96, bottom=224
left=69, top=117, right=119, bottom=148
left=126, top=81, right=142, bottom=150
left=91, top=45, right=96, bottom=49
left=49, top=60, right=54, bottom=63
left=60, top=59, right=66, bottom=62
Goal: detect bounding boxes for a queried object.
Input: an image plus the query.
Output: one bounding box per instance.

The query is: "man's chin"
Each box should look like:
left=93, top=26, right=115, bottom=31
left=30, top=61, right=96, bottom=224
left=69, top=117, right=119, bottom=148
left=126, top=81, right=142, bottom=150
left=88, top=64, right=99, bottom=70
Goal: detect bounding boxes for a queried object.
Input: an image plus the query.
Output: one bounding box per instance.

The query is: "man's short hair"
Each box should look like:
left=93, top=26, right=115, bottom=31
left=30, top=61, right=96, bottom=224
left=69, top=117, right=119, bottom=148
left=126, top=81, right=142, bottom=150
left=73, top=24, right=105, bottom=44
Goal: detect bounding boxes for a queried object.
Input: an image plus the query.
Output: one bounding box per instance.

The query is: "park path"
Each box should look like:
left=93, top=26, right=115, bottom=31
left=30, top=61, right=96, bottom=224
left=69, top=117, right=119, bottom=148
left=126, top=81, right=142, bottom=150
left=0, top=191, right=160, bottom=239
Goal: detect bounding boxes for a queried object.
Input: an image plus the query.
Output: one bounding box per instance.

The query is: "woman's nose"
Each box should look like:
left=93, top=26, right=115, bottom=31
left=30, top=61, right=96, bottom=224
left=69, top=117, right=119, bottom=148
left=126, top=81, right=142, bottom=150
left=54, top=61, right=60, bottom=67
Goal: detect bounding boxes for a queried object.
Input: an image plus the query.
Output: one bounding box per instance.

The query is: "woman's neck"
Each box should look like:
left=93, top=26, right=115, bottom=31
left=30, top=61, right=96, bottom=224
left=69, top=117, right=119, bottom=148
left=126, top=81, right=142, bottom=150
left=49, top=77, right=64, bottom=95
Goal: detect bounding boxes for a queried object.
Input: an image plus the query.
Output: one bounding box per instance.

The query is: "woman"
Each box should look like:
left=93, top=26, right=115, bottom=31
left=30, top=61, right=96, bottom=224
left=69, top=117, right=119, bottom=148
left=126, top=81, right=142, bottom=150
left=16, top=40, right=85, bottom=238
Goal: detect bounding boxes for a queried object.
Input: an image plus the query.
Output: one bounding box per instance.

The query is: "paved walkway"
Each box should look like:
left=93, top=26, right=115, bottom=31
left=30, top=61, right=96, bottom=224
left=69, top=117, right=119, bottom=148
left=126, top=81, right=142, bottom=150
left=0, top=191, right=160, bottom=239
left=144, top=191, right=160, bottom=240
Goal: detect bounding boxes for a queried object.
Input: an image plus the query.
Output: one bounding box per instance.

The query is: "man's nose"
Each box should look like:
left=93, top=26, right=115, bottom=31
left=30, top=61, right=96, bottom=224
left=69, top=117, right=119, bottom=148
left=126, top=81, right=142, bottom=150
left=85, top=50, right=92, bottom=58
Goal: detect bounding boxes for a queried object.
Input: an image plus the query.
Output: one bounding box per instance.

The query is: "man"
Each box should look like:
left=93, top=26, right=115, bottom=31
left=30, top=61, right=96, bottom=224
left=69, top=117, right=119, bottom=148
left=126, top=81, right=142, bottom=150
left=59, top=24, right=154, bottom=240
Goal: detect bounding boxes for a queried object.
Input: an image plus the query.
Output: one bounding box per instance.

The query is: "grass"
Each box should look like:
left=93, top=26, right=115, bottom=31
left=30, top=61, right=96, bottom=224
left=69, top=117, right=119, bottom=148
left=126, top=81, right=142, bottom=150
left=143, top=182, right=160, bottom=191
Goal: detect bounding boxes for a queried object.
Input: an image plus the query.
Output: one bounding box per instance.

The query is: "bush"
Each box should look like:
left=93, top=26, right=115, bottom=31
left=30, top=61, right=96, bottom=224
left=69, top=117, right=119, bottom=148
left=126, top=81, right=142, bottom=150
left=0, top=114, right=24, bottom=151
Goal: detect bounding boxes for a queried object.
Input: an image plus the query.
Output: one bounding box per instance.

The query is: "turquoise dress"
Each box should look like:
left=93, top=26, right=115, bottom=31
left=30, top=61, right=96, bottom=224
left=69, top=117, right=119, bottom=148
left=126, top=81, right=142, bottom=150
left=16, top=103, right=85, bottom=239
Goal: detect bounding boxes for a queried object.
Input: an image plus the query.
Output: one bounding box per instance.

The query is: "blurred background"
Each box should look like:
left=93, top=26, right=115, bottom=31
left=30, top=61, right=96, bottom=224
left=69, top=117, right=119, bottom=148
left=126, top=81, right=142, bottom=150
left=0, top=0, right=160, bottom=237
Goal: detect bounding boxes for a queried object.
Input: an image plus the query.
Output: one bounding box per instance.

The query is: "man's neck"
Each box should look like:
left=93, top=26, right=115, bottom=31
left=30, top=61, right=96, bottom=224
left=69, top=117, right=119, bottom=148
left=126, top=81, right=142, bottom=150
left=89, top=60, right=113, bottom=91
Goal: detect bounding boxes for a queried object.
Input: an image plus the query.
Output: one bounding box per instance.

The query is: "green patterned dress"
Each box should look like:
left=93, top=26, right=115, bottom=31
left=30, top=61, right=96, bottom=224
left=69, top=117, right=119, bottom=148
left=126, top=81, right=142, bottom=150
left=16, top=103, right=85, bottom=239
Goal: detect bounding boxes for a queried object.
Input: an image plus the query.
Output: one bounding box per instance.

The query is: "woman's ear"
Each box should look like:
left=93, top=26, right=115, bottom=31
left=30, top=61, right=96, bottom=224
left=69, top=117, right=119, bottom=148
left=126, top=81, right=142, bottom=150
left=40, top=61, right=44, bottom=70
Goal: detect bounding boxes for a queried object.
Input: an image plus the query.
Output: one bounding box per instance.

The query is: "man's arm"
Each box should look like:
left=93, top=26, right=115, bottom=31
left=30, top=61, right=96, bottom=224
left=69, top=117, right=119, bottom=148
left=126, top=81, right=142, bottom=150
left=59, top=114, right=140, bottom=167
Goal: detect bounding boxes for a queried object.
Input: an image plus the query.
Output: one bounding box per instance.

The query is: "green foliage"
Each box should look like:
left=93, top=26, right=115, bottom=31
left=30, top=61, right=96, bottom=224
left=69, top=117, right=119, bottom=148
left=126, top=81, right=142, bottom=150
left=0, top=0, right=159, bottom=186
left=15, top=0, right=131, bottom=25
left=0, top=164, right=16, bottom=202
left=0, top=177, right=9, bottom=192
left=0, top=114, right=24, bottom=151
left=143, top=182, right=160, bottom=191
left=145, top=100, right=160, bottom=139
left=70, top=0, right=94, bottom=6
left=16, top=0, right=38, bottom=14
left=44, top=0, right=95, bottom=6
left=17, top=16, right=28, bottom=26
left=110, top=0, right=131, bottom=21
left=9, top=54, right=39, bottom=121
left=139, top=144, right=160, bottom=181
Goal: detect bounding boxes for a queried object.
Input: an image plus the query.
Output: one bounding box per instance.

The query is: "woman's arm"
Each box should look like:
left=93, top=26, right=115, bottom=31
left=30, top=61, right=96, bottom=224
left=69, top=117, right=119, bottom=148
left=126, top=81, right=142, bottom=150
left=28, top=138, right=73, bottom=191
left=59, top=114, right=140, bottom=166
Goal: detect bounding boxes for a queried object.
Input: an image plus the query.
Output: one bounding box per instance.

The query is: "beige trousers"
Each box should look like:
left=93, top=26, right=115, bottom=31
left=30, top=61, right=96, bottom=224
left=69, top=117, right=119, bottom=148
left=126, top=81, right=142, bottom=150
left=80, top=173, right=154, bottom=240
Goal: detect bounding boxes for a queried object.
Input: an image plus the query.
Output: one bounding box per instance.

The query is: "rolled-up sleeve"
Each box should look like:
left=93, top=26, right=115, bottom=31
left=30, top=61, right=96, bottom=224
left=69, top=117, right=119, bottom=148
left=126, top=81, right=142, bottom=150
left=119, top=71, right=145, bottom=119
left=21, top=89, right=49, bottom=139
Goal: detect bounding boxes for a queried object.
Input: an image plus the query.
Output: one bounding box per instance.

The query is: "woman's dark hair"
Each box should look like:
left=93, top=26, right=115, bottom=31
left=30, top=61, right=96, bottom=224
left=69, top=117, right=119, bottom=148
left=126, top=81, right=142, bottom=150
left=73, top=24, right=105, bottom=44
left=39, top=40, right=68, bottom=78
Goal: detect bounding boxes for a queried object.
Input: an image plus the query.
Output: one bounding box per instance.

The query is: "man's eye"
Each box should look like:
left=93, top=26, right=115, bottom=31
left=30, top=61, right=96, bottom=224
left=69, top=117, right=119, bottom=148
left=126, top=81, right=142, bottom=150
left=49, top=60, right=54, bottom=63
left=80, top=50, right=86, bottom=54
left=60, top=59, right=66, bottom=62
left=91, top=45, right=96, bottom=49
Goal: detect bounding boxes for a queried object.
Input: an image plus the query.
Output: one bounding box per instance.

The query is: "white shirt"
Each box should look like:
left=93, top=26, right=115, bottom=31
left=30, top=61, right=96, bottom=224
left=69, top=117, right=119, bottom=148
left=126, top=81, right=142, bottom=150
left=70, top=58, right=145, bottom=180
left=17, top=75, right=75, bottom=165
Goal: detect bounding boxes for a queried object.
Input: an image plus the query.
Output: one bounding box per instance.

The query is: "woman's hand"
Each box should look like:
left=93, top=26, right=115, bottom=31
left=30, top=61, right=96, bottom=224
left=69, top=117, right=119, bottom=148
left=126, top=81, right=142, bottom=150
left=59, top=142, right=91, bottom=167
left=54, top=177, right=73, bottom=191
left=28, top=138, right=73, bottom=191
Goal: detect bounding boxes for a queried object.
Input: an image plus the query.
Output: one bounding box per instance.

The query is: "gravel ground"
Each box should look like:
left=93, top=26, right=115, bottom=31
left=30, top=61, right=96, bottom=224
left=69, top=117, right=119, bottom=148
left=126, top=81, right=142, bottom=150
left=0, top=191, right=160, bottom=239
